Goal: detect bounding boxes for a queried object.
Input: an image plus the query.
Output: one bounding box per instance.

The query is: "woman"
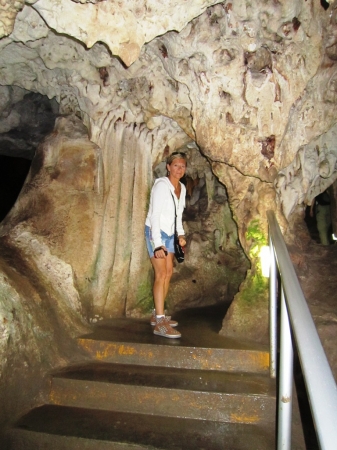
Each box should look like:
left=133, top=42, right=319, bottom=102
left=145, top=152, right=187, bottom=338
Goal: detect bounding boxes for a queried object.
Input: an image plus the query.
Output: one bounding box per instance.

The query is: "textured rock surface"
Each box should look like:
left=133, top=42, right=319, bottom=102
left=0, top=0, right=336, bottom=321
left=33, top=0, right=220, bottom=66
left=288, top=227, right=337, bottom=381
left=1, top=0, right=337, bottom=428
left=0, top=86, right=59, bottom=158
left=0, top=116, right=95, bottom=426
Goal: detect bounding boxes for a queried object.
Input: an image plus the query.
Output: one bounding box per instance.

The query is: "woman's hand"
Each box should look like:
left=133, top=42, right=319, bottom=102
left=178, top=236, right=186, bottom=247
left=154, top=246, right=168, bottom=258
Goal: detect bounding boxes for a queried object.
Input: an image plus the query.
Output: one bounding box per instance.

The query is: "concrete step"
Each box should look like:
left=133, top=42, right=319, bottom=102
left=77, top=318, right=270, bottom=373
left=5, top=308, right=276, bottom=449
left=7, top=405, right=275, bottom=450
left=48, top=362, right=276, bottom=425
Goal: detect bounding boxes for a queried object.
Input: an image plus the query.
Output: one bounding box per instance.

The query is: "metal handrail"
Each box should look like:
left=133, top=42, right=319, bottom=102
left=267, top=210, right=337, bottom=450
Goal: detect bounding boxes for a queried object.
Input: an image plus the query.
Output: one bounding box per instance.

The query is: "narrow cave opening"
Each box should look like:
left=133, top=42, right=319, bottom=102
left=0, top=87, right=59, bottom=222
left=0, top=155, right=31, bottom=222
left=304, top=183, right=337, bottom=246
left=320, top=0, right=330, bottom=11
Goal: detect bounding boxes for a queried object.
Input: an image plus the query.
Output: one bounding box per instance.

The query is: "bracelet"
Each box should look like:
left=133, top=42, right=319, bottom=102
left=154, top=246, right=167, bottom=256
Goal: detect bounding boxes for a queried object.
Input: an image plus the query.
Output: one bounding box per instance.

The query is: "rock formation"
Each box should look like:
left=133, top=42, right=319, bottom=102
left=1, top=0, right=337, bottom=428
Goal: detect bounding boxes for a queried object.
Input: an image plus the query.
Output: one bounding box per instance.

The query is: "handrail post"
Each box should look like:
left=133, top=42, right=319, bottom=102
left=269, top=234, right=277, bottom=378
left=267, top=210, right=337, bottom=450
left=277, top=287, right=293, bottom=450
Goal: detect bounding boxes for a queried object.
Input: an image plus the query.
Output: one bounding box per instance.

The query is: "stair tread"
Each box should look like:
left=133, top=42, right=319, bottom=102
left=52, top=362, right=276, bottom=396
left=81, top=317, right=268, bottom=352
left=8, top=307, right=276, bottom=449
left=14, top=404, right=275, bottom=450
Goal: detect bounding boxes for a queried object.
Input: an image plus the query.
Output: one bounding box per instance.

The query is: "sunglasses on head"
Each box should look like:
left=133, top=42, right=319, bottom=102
left=171, top=152, right=186, bottom=157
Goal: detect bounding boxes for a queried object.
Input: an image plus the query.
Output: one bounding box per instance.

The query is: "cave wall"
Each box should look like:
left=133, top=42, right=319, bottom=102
left=0, top=118, right=94, bottom=429
left=1, top=1, right=336, bottom=230
left=1, top=0, right=337, bottom=425
left=0, top=0, right=336, bottom=327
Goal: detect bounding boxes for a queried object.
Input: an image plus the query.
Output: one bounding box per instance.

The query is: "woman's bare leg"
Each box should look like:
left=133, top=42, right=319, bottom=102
left=163, top=252, right=174, bottom=300
left=151, top=253, right=174, bottom=315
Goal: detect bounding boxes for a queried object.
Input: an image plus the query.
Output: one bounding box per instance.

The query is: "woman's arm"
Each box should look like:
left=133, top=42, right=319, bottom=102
left=149, top=180, right=167, bottom=248
left=176, top=183, right=186, bottom=238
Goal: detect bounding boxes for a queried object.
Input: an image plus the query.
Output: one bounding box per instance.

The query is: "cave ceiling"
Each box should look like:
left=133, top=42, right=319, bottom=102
left=1, top=0, right=337, bottom=270
left=0, top=0, right=337, bottom=227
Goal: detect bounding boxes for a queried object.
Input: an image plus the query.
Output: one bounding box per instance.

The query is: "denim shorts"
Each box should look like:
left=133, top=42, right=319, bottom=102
left=145, top=225, right=174, bottom=258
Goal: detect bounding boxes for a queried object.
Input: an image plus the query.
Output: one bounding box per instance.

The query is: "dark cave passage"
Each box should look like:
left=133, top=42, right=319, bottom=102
left=304, top=203, right=335, bottom=246
left=0, top=90, right=60, bottom=222
left=0, top=155, right=31, bottom=222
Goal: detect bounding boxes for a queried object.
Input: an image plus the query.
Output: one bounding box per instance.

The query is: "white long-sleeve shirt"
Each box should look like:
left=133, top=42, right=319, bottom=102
left=145, top=177, right=186, bottom=248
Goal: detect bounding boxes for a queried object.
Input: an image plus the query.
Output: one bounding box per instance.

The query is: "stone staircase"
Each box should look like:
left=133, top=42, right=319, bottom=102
left=4, top=308, right=276, bottom=449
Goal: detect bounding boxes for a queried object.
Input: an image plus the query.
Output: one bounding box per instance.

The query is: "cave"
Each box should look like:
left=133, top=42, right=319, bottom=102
left=0, top=91, right=59, bottom=222
left=0, top=155, right=30, bottom=222
left=1, top=1, right=337, bottom=447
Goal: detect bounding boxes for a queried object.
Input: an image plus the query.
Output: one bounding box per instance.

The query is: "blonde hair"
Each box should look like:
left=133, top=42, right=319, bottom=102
left=166, top=152, right=187, bottom=165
